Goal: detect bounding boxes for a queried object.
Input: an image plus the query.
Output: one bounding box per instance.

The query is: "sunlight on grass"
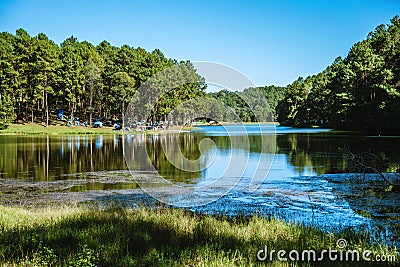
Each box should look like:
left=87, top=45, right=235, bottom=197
left=0, top=123, right=195, bottom=135
left=0, top=205, right=398, bottom=266
left=0, top=123, right=116, bottom=135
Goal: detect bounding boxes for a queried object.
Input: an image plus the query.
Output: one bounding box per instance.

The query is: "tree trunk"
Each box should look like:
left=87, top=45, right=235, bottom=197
left=122, top=112, right=125, bottom=133
left=41, top=90, right=45, bottom=121
left=39, top=100, right=42, bottom=121
left=70, top=102, right=74, bottom=127
left=43, top=75, right=49, bottom=127
left=46, top=134, right=49, bottom=180
left=30, top=84, right=34, bottom=123
left=17, top=101, right=20, bottom=123
left=45, top=89, right=49, bottom=128
left=122, top=100, right=125, bottom=131
left=89, top=84, right=93, bottom=127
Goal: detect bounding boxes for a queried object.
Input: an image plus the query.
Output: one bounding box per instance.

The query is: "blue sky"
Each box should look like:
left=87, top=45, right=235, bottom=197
left=0, top=0, right=398, bottom=88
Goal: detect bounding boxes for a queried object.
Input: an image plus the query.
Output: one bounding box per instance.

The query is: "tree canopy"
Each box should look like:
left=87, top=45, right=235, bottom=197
left=0, top=30, right=205, bottom=128
left=1, top=16, right=399, bottom=134
left=207, top=16, right=399, bottom=134
left=276, top=16, right=400, bottom=134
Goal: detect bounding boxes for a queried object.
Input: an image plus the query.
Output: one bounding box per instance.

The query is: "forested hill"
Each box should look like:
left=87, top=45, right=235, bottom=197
left=276, top=16, right=400, bottom=134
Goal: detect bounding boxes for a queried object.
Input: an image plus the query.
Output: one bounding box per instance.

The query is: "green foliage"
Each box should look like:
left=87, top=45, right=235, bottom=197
left=0, top=32, right=17, bottom=128
left=1, top=16, right=399, bottom=132
left=276, top=16, right=400, bottom=134
left=207, top=16, right=399, bottom=132
left=245, top=85, right=286, bottom=120
left=208, top=85, right=286, bottom=122
left=209, top=89, right=256, bottom=122
left=0, top=30, right=204, bottom=125
left=25, top=246, right=58, bottom=267
left=68, top=245, right=99, bottom=267
left=0, top=93, right=15, bottom=128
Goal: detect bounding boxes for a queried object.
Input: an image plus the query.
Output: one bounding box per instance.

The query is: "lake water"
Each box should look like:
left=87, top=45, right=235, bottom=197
left=0, top=125, right=399, bottom=247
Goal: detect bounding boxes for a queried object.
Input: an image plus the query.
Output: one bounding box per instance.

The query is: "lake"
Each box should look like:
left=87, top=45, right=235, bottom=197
left=0, top=125, right=399, bottom=247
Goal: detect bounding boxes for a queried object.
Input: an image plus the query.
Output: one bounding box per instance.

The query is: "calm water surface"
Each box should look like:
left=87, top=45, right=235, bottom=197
left=0, top=125, right=399, bottom=246
left=1, top=125, right=399, bottom=182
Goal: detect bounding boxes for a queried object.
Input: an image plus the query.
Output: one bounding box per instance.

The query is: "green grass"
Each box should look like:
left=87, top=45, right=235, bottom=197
left=0, top=205, right=398, bottom=266
left=0, top=122, right=281, bottom=135
left=0, top=122, right=283, bottom=136
left=0, top=123, right=196, bottom=135
left=0, top=123, right=119, bottom=135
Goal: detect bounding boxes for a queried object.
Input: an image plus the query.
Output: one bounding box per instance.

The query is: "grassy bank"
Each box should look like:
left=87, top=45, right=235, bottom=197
left=0, top=121, right=280, bottom=135
left=0, top=123, right=118, bottom=135
left=0, top=205, right=398, bottom=266
left=0, top=123, right=195, bottom=135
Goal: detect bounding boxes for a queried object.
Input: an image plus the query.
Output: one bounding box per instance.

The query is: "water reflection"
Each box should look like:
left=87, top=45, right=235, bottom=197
left=0, top=135, right=126, bottom=181
left=124, top=133, right=208, bottom=182
left=0, top=128, right=399, bottom=184
left=1, top=126, right=399, bottom=247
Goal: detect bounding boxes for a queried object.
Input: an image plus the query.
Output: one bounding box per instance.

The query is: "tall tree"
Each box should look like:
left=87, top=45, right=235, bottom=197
left=109, top=71, right=136, bottom=127
left=0, top=32, right=17, bottom=127
left=32, top=33, right=60, bottom=127
left=59, top=37, right=85, bottom=124
left=276, top=16, right=400, bottom=134
left=85, top=58, right=102, bottom=125
left=15, top=29, right=35, bottom=122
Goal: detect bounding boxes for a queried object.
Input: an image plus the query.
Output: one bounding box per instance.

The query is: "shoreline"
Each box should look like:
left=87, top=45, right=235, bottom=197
left=0, top=122, right=279, bottom=136
left=0, top=123, right=196, bottom=135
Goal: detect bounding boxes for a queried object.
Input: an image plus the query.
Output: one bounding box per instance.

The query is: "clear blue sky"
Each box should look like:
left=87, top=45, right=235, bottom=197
left=0, top=0, right=398, bottom=88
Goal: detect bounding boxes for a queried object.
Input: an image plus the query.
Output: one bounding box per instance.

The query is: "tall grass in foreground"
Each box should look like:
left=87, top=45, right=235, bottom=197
left=0, top=205, right=398, bottom=266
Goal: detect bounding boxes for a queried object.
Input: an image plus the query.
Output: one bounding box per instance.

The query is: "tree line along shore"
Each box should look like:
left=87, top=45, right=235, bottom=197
left=0, top=16, right=399, bottom=134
